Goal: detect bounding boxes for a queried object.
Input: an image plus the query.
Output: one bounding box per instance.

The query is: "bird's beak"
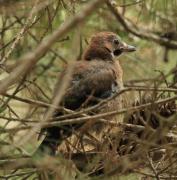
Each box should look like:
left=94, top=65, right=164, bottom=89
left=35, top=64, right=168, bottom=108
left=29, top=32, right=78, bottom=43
left=120, top=42, right=136, bottom=52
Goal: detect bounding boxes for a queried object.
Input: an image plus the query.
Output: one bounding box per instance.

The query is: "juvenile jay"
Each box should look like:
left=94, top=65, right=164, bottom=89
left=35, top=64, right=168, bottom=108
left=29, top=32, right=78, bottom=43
left=38, top=31, right=136, bottom=155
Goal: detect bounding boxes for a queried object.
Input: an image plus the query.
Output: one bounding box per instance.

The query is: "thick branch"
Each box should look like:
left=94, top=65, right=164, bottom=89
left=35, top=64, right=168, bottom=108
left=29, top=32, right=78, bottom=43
left=106, top=1, right=177, bottom=49
left=0, top=0, right=104, bottom=94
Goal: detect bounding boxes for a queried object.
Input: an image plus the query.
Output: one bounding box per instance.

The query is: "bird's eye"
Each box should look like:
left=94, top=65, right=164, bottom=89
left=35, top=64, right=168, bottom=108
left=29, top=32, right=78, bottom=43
left=113, top=39, right=119, bottom=45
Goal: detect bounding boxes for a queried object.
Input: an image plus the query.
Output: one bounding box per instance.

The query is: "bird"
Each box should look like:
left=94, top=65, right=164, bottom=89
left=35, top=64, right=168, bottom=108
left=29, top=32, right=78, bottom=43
left=37, top=31, right=136, bottom=155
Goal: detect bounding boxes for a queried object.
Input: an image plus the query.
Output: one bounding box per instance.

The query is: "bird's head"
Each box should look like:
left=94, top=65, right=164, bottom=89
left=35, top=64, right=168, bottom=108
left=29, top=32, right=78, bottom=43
left=83, top=31, right=136, bottom=61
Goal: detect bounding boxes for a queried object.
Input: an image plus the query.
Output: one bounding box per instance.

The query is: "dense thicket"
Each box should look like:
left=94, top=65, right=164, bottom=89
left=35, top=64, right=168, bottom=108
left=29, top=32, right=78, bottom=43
left=0, top=0, right=177, bottom=179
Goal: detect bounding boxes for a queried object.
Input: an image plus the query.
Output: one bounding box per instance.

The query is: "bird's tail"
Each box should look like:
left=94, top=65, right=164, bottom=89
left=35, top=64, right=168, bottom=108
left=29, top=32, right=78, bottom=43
left=37, top=138, right=58, bottom=156
left=35, top=113, right=83, bottom=157
left=35, top=126, right=61, bottom=156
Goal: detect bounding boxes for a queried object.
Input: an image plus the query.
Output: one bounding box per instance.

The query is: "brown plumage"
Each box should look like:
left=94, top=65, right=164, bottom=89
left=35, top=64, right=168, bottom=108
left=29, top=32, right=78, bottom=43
left=37, top=32, right=136, bottom=155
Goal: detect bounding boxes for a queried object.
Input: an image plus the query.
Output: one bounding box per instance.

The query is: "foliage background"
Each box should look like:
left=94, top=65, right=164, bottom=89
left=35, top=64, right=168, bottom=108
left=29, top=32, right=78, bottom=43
left=0, top=0, right=177, bottom=179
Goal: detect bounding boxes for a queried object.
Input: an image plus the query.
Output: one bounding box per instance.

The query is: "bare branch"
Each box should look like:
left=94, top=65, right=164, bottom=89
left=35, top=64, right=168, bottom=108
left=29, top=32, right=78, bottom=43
left=106, top=0, right=177, bottom=49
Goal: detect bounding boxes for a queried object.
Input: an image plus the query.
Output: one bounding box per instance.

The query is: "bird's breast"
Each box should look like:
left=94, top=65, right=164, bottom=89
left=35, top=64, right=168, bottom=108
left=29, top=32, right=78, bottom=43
left=109, top=60, right=124, bottom=91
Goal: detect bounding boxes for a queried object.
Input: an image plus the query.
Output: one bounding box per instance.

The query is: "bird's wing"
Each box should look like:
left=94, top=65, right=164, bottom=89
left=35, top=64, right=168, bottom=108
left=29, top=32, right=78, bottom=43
left=37, top=60, right=119, bottom=154
left=60, top=60, right=119, bottom=110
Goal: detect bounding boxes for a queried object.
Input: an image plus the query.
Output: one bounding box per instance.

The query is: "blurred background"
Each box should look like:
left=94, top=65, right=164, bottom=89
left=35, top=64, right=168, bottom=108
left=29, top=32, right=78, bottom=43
left=0, top=0, right=177, bottom=179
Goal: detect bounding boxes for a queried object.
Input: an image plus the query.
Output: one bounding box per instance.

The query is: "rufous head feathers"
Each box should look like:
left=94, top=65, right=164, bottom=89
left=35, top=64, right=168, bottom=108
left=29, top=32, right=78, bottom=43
left=83, top=31, right=136, bottom=61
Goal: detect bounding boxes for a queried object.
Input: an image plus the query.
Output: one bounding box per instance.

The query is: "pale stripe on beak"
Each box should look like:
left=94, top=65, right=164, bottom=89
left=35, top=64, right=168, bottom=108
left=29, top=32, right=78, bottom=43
left=120, top=42, right=136, bottom=52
